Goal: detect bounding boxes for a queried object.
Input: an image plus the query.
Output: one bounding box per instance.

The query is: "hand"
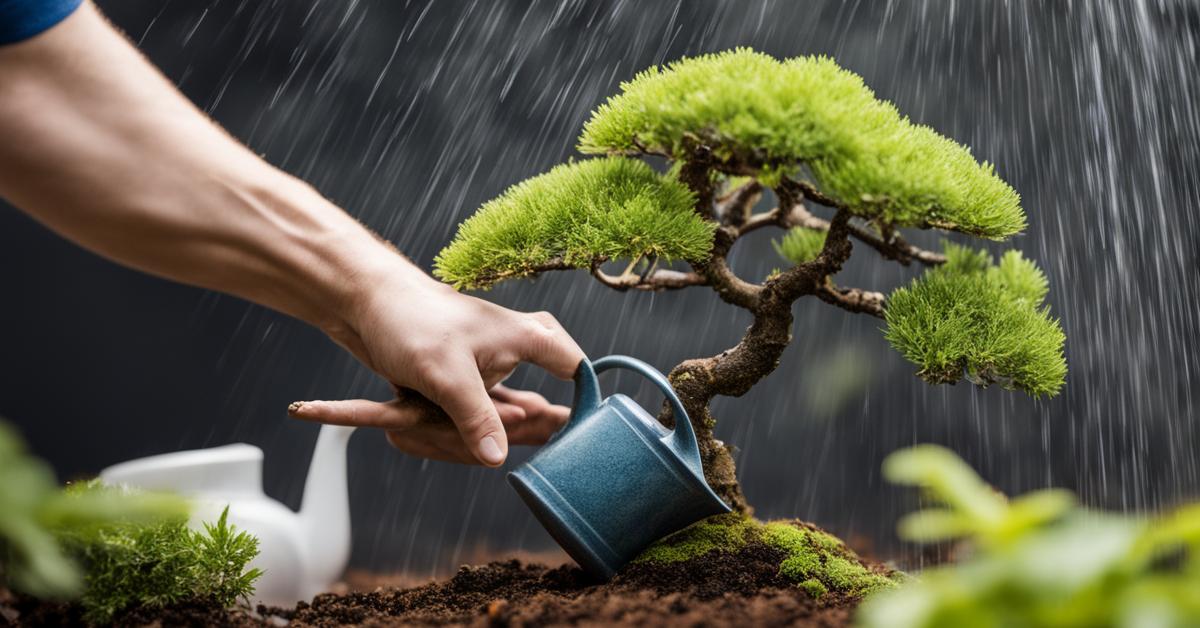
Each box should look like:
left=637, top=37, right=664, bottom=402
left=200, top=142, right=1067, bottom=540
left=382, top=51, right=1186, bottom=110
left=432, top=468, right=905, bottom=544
left=289, top=265, right=585, bottom=466
left=289, top=384, right=569, bottom=464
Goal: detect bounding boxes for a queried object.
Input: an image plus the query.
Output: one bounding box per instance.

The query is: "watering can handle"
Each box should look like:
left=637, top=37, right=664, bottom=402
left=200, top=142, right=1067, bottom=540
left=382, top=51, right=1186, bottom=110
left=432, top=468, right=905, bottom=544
left=588, top=355, right=703, bottom=473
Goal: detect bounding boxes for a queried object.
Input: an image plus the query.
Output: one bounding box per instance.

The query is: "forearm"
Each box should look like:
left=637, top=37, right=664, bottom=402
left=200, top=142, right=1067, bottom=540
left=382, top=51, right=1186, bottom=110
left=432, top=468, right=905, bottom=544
left=0, top=2, right=420, bottom=335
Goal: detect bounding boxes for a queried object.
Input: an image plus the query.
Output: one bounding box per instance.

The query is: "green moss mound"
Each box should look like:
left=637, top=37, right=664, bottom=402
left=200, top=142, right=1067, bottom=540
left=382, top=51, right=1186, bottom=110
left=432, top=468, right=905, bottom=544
left=884, top=242, right=1066, bottom=397
left=434, top=157, right=711, bottom=290
left=579, top=48, right=1024, bottom=239
left=634, top=513, right=899, bottom=598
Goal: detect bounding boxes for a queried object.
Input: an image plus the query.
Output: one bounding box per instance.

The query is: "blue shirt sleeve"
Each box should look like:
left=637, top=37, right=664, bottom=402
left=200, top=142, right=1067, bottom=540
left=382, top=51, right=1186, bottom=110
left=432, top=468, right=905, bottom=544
left=0, top=0, right=83, bottom=45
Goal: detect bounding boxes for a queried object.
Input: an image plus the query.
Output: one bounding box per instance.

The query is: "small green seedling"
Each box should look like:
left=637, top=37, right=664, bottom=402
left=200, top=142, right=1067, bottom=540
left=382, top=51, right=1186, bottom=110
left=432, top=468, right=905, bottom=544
left=0, top=420, right=262, bottom=624
left=56, top=492, right=263, bottom=624
left=857, top=446, right=1200, bottom=627
left=0, top=420, right=187, bottom=598
left=435, top=48, right=1066, bottom=510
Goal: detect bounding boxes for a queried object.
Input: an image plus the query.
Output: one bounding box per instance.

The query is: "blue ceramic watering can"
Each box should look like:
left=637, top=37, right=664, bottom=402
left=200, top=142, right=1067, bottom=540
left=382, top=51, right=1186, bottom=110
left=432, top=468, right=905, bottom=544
left=508, top=355, right=731, bottom=579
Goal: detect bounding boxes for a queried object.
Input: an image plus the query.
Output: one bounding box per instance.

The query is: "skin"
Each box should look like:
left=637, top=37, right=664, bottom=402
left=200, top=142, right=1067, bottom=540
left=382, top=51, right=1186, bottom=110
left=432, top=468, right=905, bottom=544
left=0, top=2, right=586, bottom=467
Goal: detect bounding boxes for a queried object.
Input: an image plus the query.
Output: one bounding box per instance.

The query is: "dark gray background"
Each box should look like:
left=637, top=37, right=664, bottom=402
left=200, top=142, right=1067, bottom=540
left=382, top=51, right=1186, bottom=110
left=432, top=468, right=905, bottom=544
left=2, top=1, right=1197, bottom=575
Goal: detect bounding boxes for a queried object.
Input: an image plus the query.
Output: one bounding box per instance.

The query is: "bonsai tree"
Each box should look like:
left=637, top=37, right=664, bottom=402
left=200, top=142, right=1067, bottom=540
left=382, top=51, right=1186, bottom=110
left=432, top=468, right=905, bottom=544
left=435, top=49, right=1066, bottom=512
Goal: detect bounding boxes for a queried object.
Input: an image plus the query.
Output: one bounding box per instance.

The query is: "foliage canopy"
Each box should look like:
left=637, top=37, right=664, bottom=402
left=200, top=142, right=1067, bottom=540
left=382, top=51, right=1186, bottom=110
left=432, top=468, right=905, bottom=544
left=434, top=157, right=710, bottom=289
left=858, top=445, right=1200, bottom=628
left=580, top=49, right=1025, bottom=238
left=884, top=242, right=1066, bottom=397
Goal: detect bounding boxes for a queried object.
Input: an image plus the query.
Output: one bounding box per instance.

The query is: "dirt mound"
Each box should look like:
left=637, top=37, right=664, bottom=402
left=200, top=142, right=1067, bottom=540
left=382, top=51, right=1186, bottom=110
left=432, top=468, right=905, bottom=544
left=286, top=558, right=855, bottom=627
left=4, top=519, right=890, bottom=627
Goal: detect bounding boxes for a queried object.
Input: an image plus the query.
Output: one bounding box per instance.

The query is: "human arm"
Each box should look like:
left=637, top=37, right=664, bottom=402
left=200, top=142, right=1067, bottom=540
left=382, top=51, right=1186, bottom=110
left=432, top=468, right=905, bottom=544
left=0, top=1, right=584, bottom=466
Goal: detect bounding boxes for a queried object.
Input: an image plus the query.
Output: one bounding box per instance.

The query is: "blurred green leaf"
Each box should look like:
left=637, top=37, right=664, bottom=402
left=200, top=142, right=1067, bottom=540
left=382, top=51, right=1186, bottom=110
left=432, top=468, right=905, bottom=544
left=859, top=446, right=1200, bottom=628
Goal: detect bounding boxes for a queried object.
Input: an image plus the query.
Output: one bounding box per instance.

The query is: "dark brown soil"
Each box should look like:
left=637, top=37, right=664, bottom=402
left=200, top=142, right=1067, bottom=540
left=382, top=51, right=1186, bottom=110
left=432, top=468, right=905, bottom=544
left=282, top=544, right=861, bottom=627
left=4, top=532, right=880, bottom=627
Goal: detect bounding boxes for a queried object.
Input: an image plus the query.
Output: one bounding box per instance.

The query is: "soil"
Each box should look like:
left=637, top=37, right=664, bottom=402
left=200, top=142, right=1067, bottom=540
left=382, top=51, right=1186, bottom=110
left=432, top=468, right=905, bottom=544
left=3, top=525, right=885, bottom=627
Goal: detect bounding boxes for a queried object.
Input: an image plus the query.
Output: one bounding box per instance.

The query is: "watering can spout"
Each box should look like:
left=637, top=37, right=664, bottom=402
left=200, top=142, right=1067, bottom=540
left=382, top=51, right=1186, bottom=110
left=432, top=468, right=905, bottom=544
left=298, top=424, right=356, bottom=589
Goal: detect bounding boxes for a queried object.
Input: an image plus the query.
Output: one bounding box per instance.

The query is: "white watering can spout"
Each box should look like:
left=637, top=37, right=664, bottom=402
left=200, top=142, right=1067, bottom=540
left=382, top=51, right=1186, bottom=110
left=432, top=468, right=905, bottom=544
left=100, top=424, right=358, bottom=607
left=298, top=424, right=355, bottom=589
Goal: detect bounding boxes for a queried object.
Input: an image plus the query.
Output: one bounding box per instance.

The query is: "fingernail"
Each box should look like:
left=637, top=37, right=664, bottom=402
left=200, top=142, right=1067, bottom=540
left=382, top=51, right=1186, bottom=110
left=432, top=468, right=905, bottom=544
left=479, top=435, right=505, bottom=465
left=288, top=401, right=307, bottom=414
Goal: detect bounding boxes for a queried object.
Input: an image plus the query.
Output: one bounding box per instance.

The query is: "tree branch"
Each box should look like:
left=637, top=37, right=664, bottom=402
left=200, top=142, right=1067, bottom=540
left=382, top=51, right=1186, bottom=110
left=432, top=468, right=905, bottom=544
left=779, top=176, right=849, bottom=212
left=715, top=180, right=763, bottom=227
left=781, top=203, right=946, bottom=266
left=589, top=260, right=707, bottom=291
left=736, top=207, right=786, bottom=236
left=770, top=177, right=944, bottom=266
left=764, top=209, right=855, bottom=303
left=816, top=281, right=886, bottom=318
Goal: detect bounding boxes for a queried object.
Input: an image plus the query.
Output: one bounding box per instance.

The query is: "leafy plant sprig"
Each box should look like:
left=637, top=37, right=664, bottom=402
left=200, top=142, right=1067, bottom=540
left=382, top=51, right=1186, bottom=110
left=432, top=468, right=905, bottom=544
left=858, top=445, right=1200, bottom=627
left=57, top=498, right=263, bottom=624
left=0, top=420, right=263, bottom=624
left=0, top=420, right=187, bottom=598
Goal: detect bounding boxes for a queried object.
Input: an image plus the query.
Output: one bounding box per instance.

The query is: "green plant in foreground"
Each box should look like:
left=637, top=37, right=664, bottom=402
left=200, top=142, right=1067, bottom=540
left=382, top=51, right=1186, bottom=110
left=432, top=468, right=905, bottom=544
left=857, top=446, right=1200, bottom=627
left=0, top=420, right=262, bottom=624
left=433, top=47, right=1066, bottom=512
left=635, top=512, right=899, bottom=598
left=57, top=493, right=263, bottom=624
left=0, top=420, right=187, bottom=598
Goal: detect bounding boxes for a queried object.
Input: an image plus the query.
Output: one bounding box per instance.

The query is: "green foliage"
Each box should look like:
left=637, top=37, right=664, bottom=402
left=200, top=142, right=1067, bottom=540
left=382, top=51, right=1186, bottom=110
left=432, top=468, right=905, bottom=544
left=56, top=495, right=262, bottom=624
left=882, top=445, right=1075, bottom=549
left=0, top=420, right=187, bottom=599
left=434, top=157, right=711, bottom=290
left=884, top=243, right=1066, bottom=397
left=579, top=48, right=1024, bottom=239
left=857, top=446, right=1200, bottom=628
left=635, top=513, right=898, bottom=598
left=774, top=227, right=828, bottom=265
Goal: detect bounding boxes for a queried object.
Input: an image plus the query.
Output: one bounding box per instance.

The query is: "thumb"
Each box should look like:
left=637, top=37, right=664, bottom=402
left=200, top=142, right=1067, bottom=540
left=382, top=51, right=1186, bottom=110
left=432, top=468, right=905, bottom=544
left=517, top=311, right=587, bottom=380
left=426, top=368, right=508, bottom=467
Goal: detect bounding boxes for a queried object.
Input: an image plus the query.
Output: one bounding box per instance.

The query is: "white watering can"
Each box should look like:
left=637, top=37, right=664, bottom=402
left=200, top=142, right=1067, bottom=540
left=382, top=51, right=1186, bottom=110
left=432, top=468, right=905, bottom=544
left=99, top=425, right=356, bottom=607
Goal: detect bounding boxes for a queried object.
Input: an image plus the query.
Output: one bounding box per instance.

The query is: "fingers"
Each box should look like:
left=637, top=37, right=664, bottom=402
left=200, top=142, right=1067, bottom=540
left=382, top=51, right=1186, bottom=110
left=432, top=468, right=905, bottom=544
left=492, top=399, right=527, bottom=423
left=513, top=311, right=586, bottom=380
left=424, top=362, right=508, bottom=467
left=491, top=384, right=570, bottom=446
left=385, top=430, right=475, bottom=464
left=491, top=384, right=566, bottom=421
left=287, top=398, right=422, bottom=429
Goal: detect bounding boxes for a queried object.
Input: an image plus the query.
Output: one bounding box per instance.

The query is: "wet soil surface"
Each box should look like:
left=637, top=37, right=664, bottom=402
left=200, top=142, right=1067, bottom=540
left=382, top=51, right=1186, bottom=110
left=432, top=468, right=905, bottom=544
left=4, top=533, right=879, bottom=627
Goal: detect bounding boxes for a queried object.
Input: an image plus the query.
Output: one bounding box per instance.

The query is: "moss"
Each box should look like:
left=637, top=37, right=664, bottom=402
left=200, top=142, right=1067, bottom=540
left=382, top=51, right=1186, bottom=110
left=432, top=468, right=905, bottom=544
left=800, top=578, right=828, bottom=599
left=634, top=512, right=754, bottom=564
left=884, top=242, right=1066, bottom=397
left=774, top=227, right=827, bottom=265
left=636, top=514, right=898, bottom=599
left=434, top=157, right=712, bottom=290
left=578, top=48, right=1024, bottom=239
left=762, top=522, right=898, bottom=597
